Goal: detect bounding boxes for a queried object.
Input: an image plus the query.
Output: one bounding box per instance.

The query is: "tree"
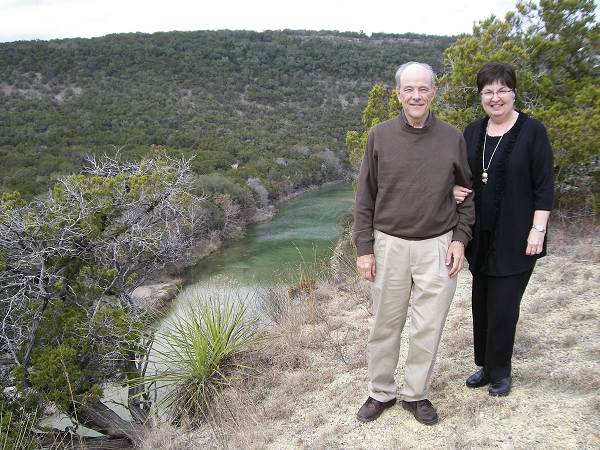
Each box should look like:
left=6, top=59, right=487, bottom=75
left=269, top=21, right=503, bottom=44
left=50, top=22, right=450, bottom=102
left=437, top=0, right=599, bottom=212
left=345, top=84, right=400, bottom=171
left=0, top=154, right=206, bottom=447
left=0, top=29, right=453, bottom=198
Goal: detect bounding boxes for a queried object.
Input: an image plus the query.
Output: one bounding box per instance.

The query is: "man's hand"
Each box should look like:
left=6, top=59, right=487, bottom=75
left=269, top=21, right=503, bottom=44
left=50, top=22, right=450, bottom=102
left=445, top=241, right=465, bottom=277
left=453, top=185, right=472, bottom=204
left=357, top=254, right=376, bottom=281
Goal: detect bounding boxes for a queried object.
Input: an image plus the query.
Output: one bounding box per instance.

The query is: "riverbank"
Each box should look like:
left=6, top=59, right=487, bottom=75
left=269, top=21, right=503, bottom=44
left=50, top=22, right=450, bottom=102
left=132, top=181, right=347, bottom=307
left=139, top=223, right=600, bottom=449
left=250, top=184, right=324, bottom=222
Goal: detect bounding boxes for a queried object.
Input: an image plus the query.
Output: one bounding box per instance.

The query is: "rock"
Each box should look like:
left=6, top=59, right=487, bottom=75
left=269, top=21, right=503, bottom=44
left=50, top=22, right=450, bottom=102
left=132, top=280, right=183, bottom=309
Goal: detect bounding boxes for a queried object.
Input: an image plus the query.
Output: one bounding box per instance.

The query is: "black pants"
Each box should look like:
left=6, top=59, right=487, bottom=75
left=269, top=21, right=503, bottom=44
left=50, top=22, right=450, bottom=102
left=472, top=269, right=533, bottom=381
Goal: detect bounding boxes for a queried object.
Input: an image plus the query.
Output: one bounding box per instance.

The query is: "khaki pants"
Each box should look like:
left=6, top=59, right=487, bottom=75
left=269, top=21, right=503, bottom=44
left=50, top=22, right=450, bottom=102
left=367, top=229, right=457, bottom=402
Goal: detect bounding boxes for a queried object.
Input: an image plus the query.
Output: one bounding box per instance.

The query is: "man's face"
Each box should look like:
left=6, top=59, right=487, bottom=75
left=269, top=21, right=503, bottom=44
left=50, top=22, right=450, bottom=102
left=396, top=65, right=437, bottom=125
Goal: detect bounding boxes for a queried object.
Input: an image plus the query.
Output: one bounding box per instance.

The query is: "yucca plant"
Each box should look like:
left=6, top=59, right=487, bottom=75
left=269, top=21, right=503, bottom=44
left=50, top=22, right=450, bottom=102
left=143, top=292, right=261, bottom=424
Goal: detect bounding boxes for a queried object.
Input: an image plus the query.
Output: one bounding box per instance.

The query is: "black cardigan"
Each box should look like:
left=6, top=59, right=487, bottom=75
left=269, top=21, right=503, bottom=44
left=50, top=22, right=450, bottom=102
left=464, top=113, right=554, bottom=276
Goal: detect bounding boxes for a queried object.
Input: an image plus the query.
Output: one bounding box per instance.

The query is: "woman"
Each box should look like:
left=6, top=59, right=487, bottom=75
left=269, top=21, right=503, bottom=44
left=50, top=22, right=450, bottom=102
left=454, top=62, right=554, bottom=396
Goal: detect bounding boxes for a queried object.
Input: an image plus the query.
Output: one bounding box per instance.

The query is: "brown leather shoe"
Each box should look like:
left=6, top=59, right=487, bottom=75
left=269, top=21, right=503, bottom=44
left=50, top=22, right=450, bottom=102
left=401, top=399, right=439, bottom=425
left=356, top=396, right=396, bottom=422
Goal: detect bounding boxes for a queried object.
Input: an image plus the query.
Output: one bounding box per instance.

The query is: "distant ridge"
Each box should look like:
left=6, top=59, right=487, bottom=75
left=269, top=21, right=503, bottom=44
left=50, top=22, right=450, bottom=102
left=0, top=30, right=454, bottom=197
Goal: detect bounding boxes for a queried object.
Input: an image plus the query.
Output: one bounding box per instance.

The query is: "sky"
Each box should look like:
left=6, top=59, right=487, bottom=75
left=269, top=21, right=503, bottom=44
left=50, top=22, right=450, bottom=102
left=0, top=0, right=525, bottom=42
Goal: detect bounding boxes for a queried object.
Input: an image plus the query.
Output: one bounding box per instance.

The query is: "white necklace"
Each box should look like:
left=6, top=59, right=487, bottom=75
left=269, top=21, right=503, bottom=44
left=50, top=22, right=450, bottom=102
left=482, top=124, right=506, bottom=185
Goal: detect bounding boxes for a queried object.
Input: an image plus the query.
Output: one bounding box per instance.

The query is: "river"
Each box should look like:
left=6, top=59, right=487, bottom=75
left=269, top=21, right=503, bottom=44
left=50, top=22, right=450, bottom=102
left=172, top=182, right=355, bottom=311
left=44, top=182, right=354, bottom=433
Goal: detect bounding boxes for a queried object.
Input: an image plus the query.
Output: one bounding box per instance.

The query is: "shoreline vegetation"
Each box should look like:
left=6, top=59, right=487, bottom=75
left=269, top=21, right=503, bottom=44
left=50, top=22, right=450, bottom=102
left=131, top=181, right=345, bottom=309
left=0, top=152, right=353, bottom=450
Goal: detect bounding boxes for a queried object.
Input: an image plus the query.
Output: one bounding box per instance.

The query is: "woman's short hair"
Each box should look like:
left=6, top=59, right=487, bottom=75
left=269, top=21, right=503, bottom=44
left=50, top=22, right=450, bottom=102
left=476, top=62, right=517, bottom=92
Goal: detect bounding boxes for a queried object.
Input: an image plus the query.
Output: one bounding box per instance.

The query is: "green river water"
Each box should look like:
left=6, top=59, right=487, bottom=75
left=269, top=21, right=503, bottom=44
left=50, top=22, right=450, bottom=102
left=187, top=182, right=354, bottom=284
left=173, top=182, right=355, bottom=311
left=46, top=182, right=355, bottom=432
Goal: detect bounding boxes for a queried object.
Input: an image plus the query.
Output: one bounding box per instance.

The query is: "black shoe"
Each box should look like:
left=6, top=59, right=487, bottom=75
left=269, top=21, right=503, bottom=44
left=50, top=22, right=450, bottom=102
left=488, top=376, right=512, bottom=396
left=356, top=396, right=396, bottom=422
left=466, top=368, right=490, bottom=388
left=401, top=399, right=439, bottom=425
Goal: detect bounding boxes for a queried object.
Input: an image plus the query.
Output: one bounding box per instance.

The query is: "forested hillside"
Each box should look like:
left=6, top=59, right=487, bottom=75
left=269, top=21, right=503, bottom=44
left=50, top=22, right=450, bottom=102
left=0, top=30, right=453, bottom=198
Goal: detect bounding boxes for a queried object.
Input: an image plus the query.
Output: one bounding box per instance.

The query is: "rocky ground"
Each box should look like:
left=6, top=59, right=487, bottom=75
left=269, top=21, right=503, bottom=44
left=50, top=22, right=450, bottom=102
left=139, top=225, right=600, bottom=449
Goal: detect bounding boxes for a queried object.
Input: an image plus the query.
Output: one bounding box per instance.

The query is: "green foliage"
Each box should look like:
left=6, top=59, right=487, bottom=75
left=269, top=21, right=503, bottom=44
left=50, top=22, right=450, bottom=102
left=0, top=191, right=25, bottom=209
left=534, top=83, right=600, bottom=168
left=0, top=155, right=200, bottom=435
left=0, top=30, right=454, bottom=198
left=346, top=84, right=401, bottom=170
left=361, top=84, right=391, bottom=130
left=29, top=345, right=86, bottom=410
left=143, top=291, right=261, bottom=423
left=438, top=0, right=599, bottom=172
left=192, top=173, right=256, bottom=219
left=0, top=400, right=39, bottom=450
left=17, top=299, right=143, bottom=412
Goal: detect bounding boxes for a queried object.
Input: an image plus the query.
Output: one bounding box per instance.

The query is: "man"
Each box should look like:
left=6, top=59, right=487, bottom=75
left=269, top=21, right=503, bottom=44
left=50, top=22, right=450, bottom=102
left=353, top=62, right=475, bottom=425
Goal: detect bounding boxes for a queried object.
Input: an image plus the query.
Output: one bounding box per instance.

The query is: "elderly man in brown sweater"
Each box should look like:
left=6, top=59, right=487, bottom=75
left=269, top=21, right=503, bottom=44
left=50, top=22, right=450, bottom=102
left=353, top=61, right=475, bottom=425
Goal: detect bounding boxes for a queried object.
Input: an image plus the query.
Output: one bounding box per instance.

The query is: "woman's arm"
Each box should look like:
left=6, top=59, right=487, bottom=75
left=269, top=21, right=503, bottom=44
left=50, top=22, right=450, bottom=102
left=526, top=120, right=554, bottom=256
left=453, top=185, right=472, bottom=204
left=526, top=210, right=551, bottom=255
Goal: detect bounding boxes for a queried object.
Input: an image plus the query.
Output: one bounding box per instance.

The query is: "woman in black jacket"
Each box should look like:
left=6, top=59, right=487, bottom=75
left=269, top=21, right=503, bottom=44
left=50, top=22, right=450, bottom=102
left=454, top=62, right=554, bottom=396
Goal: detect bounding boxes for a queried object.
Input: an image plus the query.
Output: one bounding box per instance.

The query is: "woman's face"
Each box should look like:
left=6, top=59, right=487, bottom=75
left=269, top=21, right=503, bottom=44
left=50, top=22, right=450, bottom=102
left=480, top=80, right=515, bottom=121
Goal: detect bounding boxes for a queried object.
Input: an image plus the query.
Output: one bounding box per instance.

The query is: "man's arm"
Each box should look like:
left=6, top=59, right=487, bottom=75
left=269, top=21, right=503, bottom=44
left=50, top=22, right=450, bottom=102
left=451, top=136, right=475, bottom=245
left=353, top=131, right=378, bottom=281
left=446, top=136, right=475, bottom=277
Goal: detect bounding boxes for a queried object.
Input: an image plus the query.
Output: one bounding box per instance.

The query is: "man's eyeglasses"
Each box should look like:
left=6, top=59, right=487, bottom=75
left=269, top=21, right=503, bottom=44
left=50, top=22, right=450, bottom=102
left=480, top=88, right=513, bottom=99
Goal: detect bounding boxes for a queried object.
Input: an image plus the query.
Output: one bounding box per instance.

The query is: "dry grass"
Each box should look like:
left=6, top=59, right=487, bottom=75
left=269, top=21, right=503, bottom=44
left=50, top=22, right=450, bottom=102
left=136, top=423, right=198, bottom=450
left=137, top=224, right=600, bottom=449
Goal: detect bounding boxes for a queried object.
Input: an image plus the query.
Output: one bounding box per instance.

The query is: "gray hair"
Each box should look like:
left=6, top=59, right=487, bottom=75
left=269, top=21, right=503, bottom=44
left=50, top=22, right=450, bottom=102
left=394, top=62, right=436, bottom=87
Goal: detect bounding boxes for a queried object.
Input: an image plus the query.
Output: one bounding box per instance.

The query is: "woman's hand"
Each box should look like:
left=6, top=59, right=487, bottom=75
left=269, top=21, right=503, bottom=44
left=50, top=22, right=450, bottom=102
left=453, top=185, right=472, bottom=204
left=526, top=228, right=545, bottom=255
left=526, top=211, right=550, bottom=255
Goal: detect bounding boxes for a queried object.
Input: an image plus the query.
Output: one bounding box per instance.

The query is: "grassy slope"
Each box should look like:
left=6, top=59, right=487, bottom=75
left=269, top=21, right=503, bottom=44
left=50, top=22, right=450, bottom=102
left=139, top=224, right=600, bottom=449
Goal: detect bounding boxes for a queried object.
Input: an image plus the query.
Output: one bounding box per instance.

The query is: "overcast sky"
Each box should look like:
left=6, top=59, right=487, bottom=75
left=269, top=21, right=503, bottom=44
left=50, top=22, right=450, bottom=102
left=0, top=0, right=596, bottom=43
left=0, top=0, right=522, bottom=42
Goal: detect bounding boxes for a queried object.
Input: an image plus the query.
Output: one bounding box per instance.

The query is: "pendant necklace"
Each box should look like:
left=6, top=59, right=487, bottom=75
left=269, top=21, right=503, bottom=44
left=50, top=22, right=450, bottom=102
left=482, top=124, right=505, bottom=185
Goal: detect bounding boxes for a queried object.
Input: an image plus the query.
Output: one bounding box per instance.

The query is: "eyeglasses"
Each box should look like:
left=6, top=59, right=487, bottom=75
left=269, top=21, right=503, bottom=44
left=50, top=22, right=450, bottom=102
left=480, top=88, right=513, bottom=99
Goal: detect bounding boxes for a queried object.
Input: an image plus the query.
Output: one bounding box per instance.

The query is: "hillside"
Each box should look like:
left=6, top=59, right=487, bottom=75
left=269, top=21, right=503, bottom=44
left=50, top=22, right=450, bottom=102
left=0, top=30, right=454, bottom=198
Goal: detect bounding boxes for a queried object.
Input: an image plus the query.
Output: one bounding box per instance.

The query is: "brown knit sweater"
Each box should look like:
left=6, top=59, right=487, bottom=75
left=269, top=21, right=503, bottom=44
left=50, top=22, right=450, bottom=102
left=353, top=112, right=475, bottom=256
